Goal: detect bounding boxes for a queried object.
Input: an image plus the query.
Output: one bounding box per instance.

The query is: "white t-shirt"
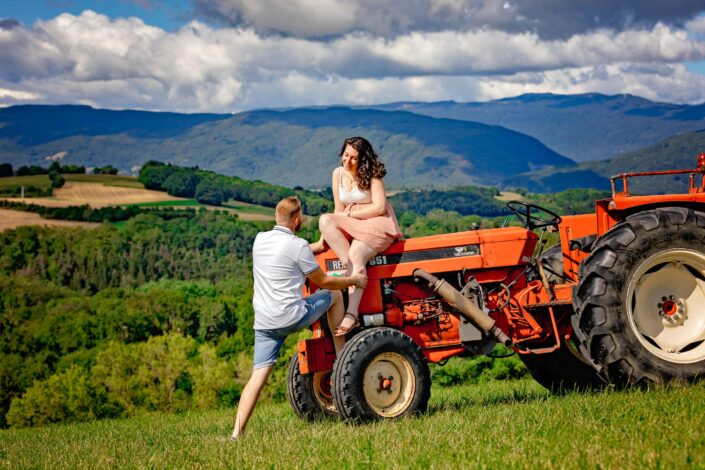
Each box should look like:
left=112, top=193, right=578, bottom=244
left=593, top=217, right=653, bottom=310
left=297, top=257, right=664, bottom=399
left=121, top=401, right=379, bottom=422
left=252, top=225, right=321, bottom=330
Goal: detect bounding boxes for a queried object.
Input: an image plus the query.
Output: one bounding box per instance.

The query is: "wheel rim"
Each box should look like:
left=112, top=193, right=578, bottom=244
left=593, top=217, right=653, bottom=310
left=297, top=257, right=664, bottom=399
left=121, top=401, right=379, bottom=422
left=312, top=371, right=336, bottom=413
left=627, top=248, right=705, bottom=364
left=362, top=352, right=415, bottom=417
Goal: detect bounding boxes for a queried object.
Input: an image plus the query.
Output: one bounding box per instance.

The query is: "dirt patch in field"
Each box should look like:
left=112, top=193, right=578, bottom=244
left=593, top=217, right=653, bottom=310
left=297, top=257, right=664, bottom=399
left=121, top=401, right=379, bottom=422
left=495, top=191, right=524, bottom=202
left=0, top=209, right=99, bottom=231
left=2, top=182, right=186, bottom=208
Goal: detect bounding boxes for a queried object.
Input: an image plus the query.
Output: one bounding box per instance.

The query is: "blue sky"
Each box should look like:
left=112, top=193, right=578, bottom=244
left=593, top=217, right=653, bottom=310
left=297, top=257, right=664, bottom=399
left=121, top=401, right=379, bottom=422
left=3, top=0, right=189, bottom=31
left=2, top=1, right=705, bottom=112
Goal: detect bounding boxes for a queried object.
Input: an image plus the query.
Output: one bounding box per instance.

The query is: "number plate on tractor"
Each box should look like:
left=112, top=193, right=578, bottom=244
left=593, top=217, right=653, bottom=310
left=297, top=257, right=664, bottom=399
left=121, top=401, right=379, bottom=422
left=325, top=244, right=481, bottom=271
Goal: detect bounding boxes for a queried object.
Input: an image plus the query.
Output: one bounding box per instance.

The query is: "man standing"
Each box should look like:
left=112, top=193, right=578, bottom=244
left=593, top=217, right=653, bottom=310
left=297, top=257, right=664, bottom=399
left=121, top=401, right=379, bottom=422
left=231, top=196, right=366, bottom=439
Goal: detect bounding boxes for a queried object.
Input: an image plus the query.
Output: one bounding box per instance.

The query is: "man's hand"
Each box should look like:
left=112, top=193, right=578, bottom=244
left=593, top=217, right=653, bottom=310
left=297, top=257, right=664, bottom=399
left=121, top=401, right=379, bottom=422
left=353, top=272, right=368, bottom=289
left=307, top=267, right=367, bottom=291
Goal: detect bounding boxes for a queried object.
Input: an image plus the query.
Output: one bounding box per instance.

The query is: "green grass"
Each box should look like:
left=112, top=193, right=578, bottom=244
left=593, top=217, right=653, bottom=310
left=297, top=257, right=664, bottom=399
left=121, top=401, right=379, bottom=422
left=0, top=174, right=144, bottom=190
left=125, top=199, right=203, bottom=208
left=0, top=175, right=51, bottom=190
left=2, top=379, right=704, bottom=469
left=63, top=174, right=144, bottom=188
left=223, top=200, right=275, bottom=216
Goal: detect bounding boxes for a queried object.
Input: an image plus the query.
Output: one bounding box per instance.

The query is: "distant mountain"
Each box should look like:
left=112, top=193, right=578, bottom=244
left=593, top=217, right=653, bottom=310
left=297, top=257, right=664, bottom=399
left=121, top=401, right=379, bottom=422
left=0, top=105, right=572, bottom=189
left=504, top=129, right=705, bottom=193
left=369, top=93, right=705, bottom=162
left=0, top=105, right=231, bottom=146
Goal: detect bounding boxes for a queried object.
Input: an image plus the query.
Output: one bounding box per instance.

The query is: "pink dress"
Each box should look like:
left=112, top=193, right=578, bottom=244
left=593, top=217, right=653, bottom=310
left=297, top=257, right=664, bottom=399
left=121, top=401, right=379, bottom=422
left=328, top=174, right=403, bottom=252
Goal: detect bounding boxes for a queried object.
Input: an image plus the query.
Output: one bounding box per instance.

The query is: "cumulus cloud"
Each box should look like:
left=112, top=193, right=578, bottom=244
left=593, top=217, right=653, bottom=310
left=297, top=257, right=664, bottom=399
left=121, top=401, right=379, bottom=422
left=190, top=0, right=705, bottom=39
left=1, top=10, right=705, bottom=112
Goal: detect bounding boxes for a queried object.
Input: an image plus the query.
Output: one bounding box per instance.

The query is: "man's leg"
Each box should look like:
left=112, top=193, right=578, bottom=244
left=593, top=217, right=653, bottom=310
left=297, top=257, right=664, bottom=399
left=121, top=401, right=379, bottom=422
left=326, top=290, right=345, bottom=353
left=231, top=365, right=273, bottom=439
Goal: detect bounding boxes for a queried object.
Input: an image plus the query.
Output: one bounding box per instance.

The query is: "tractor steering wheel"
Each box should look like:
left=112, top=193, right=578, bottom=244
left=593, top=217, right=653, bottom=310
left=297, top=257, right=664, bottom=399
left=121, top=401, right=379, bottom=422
left=506, top=201, right=562, bottom=230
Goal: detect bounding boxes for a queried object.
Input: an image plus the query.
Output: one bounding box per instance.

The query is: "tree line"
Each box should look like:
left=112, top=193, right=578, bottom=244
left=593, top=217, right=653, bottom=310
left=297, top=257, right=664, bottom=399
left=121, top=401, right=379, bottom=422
left=139, top=161, right=331, bottom=215
left=0, top=162, right=119, bottom=177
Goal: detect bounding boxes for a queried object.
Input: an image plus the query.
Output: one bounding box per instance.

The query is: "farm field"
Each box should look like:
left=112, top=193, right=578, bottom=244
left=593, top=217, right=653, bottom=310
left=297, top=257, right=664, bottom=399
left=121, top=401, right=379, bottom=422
left=2, top=379, right=704, bottom=469
left=0, top=175, right=276, bottom=223
left=3, top=182, right=187, bottom=208
left=495, top=191, right=524, bottom=201
left=0, top=209, right=99, bottom=231
left=64, top=174, right=146, bottom=188
left=0, top=175, right=53, bottom=191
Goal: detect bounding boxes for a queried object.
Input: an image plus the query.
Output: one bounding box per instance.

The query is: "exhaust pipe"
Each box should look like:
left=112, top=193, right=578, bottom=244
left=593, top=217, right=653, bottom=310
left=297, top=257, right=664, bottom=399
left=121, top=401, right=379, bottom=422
left=414, top=269, right=513, bottom=347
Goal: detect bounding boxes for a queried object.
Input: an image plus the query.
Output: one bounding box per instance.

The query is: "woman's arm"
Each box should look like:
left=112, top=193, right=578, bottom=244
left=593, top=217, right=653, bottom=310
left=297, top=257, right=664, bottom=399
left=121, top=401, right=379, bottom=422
left=348, top=178, right=387, bottom=219
left=332, top=167, right=345, bottom=213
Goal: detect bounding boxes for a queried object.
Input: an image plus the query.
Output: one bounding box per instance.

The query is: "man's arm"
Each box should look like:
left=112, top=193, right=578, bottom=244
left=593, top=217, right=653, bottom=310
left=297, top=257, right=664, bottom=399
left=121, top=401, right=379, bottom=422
left=307, top=267, right=367, bottom=290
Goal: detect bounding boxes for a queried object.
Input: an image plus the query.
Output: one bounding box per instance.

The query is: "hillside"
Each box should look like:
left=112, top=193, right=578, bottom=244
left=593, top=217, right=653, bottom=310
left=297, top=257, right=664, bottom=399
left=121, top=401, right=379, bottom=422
left=371, top=93, right=705, bottom=162
left=3, top=380, right=705, bottom=468
left=0, top=105, right=572, bottom=189
left=504, top=129, right=705, bottom=193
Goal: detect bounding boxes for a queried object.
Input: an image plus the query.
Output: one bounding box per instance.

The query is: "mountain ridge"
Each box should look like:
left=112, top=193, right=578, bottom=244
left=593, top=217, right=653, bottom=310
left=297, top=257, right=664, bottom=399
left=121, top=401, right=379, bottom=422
left=0, top=104, right=572, bottom=189
left=367, top=93, right=705, bottom=162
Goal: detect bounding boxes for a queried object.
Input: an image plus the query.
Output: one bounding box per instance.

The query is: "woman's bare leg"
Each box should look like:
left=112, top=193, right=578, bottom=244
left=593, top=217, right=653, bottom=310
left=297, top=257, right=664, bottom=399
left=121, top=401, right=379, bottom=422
left=319, top=214, right=351, bottom=269
left=337, top=240, right=377, bottom=330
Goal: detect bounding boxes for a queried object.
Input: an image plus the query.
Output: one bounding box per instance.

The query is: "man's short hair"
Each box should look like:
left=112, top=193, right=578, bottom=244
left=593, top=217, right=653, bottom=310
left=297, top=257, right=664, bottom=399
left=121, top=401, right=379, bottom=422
left=275, top=196, right=302, bottom=224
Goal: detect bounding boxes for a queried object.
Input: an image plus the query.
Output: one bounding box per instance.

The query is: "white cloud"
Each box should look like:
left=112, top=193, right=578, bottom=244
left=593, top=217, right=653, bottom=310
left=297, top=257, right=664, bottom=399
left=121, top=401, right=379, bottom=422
left=475, top=63, right=705, bottom=103
left=0, top=88, right=42, bottom=101
left=191, top=0, right=705, bottom=39
left=1, top=10, right=705, bottom=112
left=686, top=15, right=705, bottom=38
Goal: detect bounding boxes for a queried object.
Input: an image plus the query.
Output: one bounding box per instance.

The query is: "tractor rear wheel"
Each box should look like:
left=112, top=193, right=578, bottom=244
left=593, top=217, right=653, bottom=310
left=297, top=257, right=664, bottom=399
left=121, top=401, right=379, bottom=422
left=520, top=340, right=605, bottom=393
left=286, top=353, right=337, bottom=421
left=332, top=327, right=431, bottom=422
left=573, top=207, right=705, bottom=387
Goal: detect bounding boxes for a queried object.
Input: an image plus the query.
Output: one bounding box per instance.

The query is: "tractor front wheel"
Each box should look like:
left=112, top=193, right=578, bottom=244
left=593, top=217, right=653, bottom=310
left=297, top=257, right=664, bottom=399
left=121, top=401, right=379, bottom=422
left=332, top=327, right=431, bottom=422
left=573, top=207, right=705, bottom=387
left=286, top=353, right=337, bottom=421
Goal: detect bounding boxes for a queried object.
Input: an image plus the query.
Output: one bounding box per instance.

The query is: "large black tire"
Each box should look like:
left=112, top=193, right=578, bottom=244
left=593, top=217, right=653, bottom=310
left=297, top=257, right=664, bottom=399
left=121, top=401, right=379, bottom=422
left=520, top=340, right=606, bottom=393
left=573, top=207, right=705, bottom=388
left=332, top=327, right=431, bottom=422
left=286, top=354, right=337, bottom=421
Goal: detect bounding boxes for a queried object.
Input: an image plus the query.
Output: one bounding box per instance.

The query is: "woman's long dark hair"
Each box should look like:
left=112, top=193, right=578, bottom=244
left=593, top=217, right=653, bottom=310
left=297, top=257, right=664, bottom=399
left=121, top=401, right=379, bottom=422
left=339, top=137, right=387, bottom=191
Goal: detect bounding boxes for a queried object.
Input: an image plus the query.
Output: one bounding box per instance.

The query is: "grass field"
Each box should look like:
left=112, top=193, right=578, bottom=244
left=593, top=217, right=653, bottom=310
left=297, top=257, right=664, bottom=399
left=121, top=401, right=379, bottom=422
left=223, top=200, right=275, bottom=217
left=2, top=379, right=703, bottom=469
left=0, top=209, right=99, bottom=231
left=0, top=175, right=52, bottom=190
left=126, top=199, right=203, bottom=208
left=495, top=191, right=524, bottom=202
left=63, top=174, right=145, bottom=188
left=0, top=175, right=276, bottom=223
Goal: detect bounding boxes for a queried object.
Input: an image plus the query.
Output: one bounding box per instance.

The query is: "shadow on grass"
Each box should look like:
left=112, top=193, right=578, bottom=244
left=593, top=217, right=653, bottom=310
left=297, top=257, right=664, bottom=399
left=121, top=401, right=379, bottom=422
left=425, top=381, right=607, bottom=415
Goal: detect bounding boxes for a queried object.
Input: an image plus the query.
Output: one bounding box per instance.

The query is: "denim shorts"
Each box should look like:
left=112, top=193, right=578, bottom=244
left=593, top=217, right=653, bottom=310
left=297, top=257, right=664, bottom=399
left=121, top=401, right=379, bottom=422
left=253, top=289, right=333, bottom=369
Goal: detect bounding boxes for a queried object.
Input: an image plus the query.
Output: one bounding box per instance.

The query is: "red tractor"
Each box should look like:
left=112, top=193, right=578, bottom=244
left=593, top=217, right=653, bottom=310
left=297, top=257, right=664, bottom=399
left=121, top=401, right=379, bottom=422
left=287, top=155, right=705, bottom=422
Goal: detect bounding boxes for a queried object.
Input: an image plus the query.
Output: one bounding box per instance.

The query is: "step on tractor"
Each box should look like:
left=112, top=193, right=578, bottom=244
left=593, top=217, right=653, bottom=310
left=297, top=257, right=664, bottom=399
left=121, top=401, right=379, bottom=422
left=287, top=155, right=705, bottom=422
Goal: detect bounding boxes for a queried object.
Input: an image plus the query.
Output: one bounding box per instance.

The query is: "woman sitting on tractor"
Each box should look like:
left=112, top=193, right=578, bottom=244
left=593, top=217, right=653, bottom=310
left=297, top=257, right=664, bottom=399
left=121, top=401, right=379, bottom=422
left=311, top=136, right=403, bottom=336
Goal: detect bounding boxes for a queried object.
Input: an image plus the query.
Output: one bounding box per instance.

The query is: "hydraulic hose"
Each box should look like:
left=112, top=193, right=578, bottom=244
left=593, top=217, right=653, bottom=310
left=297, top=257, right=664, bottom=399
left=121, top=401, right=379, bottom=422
left=414, top=269, right=513, bottom=347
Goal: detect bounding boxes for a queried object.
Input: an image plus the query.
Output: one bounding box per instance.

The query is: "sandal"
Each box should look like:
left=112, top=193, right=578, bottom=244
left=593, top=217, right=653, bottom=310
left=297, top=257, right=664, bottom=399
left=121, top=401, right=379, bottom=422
left=334, top=312, right=360, bottom=336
